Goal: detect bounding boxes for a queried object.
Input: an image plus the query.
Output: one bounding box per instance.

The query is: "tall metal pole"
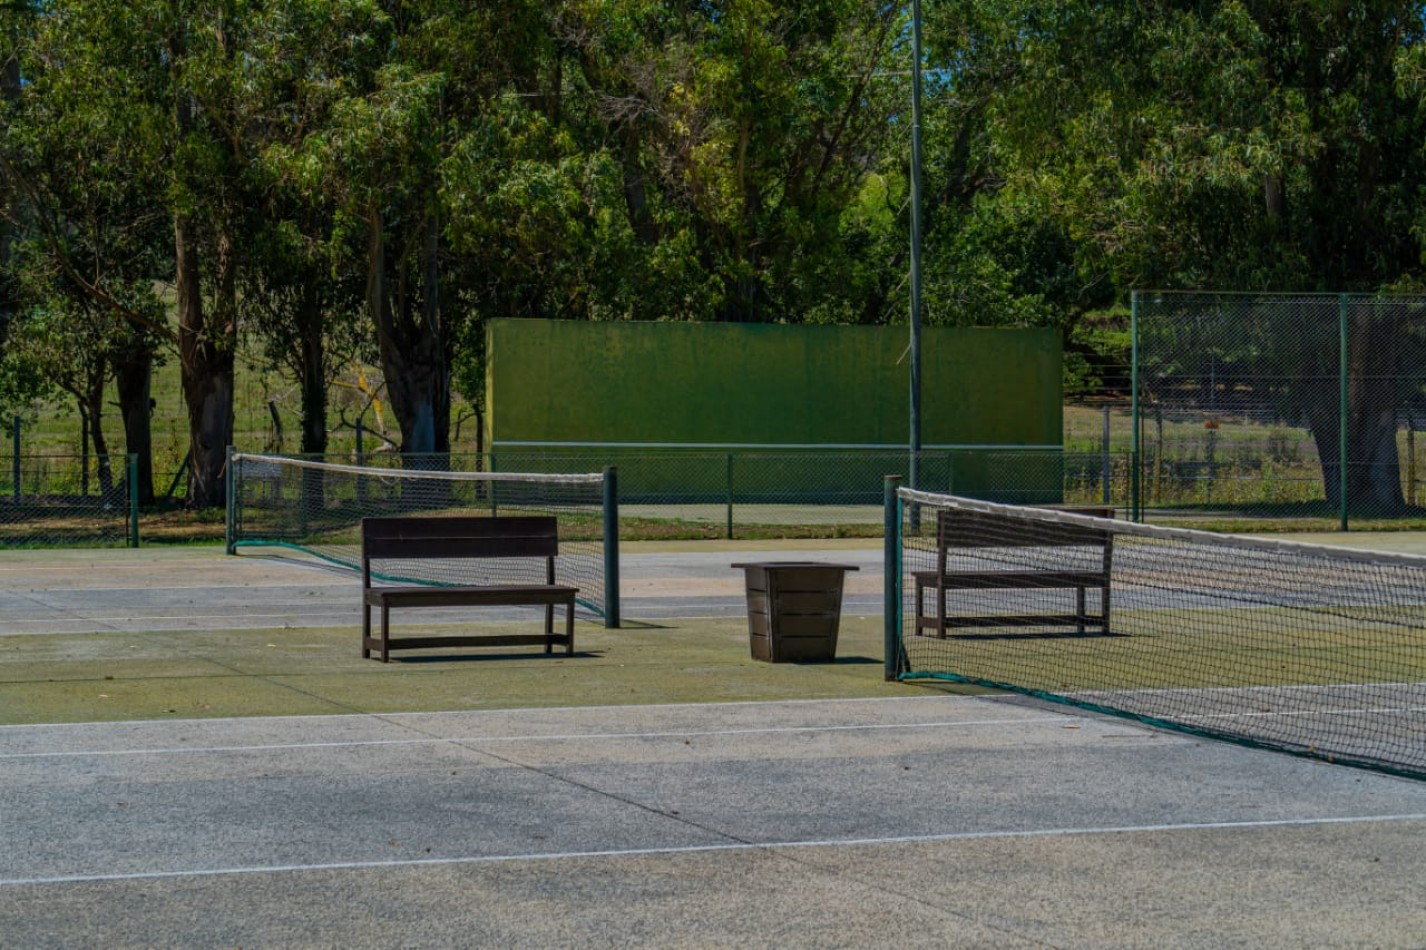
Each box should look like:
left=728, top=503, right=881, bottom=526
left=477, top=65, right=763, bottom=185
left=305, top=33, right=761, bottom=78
left=1339, top=294, right=1350, bottom=532
left=1131, top=292, right=1141, bottom=522
left=908, top=0, right=925, bottom=491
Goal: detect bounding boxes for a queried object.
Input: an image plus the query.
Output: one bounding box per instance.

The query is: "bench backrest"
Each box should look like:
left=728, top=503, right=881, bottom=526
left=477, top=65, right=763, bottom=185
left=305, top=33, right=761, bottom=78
left=936, top=507, right=1114, bottom=572
left=361, top=516, right=559, bottom=586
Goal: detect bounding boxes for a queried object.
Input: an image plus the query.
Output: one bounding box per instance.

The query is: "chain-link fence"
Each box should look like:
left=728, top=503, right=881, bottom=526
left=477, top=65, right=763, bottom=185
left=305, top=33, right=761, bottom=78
left=0, top=454, right=138, bottom=548
left=489, top=448, right=1078, bottom=538
left=1132, top=292, right=1426, bottom=529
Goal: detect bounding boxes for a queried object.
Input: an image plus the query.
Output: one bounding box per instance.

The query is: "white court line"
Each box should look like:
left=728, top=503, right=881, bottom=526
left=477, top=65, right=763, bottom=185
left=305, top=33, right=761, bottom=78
left=0, top=716, right=1081, bottom=760
left=5, top=812, right=1425, bottom=888
left=1180, top=706, right=1426, bottom=721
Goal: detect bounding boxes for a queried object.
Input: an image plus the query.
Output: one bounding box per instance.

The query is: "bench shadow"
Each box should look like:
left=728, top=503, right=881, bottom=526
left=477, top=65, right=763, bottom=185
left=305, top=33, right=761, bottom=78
left=389, top=651, right=605, bottom=663
left=940, top=630, right=1128, bottom=641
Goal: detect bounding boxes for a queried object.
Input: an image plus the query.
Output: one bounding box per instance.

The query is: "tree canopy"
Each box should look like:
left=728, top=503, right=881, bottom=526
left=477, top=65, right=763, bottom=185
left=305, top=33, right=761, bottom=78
left=4, top=1, right=1426, bottom=504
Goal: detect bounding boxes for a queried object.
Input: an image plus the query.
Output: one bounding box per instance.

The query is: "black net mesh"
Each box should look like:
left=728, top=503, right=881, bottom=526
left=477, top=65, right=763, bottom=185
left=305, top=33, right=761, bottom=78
left=230, top=454, right=612, bottom=620
left=898, top=488, right=1426, bottom=779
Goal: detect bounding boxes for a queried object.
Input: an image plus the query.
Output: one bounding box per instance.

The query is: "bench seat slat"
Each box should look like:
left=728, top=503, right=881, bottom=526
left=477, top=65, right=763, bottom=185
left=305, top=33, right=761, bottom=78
left=365, top=585, right=576, bottom=608
left=913, top=570, right=1107, bottom=589
left=365, top=537, right=559, bottom=560
left=916, top=613, right=1109, bottom=629
left=362, top=634, right=572, bottom=652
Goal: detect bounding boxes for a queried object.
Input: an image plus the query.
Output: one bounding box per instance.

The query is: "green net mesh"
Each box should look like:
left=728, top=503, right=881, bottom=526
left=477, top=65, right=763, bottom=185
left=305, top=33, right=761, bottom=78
left=230, top=454, right=613, bottom=621
left=898, top=488, right=1426, bottom=779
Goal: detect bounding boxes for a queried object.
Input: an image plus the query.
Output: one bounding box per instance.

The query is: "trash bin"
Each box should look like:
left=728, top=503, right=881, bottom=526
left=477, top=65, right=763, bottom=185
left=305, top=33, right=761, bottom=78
left=731, top=562, right=859, bottom=663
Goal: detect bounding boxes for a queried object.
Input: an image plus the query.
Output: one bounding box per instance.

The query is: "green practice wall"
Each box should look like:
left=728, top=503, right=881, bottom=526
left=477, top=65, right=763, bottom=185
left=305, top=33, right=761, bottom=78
left=485, top=319, right=1062, bottom=500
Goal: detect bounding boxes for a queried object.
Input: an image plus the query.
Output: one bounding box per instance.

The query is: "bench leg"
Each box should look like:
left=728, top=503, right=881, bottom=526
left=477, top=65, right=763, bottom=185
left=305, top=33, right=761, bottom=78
left=1102, top=586, right=1111, bottom=635
left=913, top=579, right=949, bottom=639
left=362, top=602, right=371, bottom=659
left=1076, top=587, right=1086, bottom=634
left=381, top=604, right=391, bottom=663
left=565, top=601, right=575, bottom=656
left=545, top=602, right=555, bottom=655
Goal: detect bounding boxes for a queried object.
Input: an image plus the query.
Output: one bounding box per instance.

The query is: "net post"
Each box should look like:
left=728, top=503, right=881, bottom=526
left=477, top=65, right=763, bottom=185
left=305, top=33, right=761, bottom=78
left=225, top=447, right=237, bottom=555
left=1130, top=291, right=1142, bottom=522
left=128, top=454, right=139, bottom=548
left=1339, top=293, right=1350, bottom=531
left=603, top=465, right=621, bottom=628
left=883, top=474, right=904, bottom=681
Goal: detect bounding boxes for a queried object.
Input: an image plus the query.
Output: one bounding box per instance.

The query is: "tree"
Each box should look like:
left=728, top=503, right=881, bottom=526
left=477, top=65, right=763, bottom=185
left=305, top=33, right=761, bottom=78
left=932, top=0, right=1426, bottom=510
left=557, top=0, right=902, bottom=323
left=1, top=0, right=171, bottom=500
left=241, top=0, right=377, bottom=458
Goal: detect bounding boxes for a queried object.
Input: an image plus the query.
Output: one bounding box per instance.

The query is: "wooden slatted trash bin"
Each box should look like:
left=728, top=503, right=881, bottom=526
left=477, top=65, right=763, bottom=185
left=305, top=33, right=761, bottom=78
left=732, top=562, right=859, bottom=663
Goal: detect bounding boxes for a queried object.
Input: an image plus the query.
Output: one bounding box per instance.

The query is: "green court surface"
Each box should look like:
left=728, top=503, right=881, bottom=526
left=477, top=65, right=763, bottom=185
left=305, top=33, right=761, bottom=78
left=0, top=616, right=907, bottom=726
left=0, top=542, right=901, bottom=725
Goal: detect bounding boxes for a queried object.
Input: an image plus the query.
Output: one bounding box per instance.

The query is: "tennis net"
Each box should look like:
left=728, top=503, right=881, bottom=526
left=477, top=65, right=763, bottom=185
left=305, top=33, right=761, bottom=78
left=894, top=488, right=1426, bottom=779
left=229, top=453, right=618, bottom=624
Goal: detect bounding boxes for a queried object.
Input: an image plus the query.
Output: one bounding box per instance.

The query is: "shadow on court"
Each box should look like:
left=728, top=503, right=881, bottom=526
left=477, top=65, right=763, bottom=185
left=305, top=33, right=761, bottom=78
left=2, top=546, right=1425, bottom=948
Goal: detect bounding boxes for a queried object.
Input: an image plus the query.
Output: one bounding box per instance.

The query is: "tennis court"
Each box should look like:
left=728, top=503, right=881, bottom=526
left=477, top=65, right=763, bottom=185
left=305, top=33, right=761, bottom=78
left=3, top=543, right=1426, bottom=946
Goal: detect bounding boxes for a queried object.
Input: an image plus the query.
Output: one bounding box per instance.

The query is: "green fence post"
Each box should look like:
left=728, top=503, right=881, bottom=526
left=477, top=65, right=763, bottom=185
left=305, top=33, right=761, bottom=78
left=1339, top=294, right=1350, bottom=532
left=128, top=454, right=139, bottom=548
left=355, top=418, right=365, bottom=505
left=489, top=451, right=498, bottom=516
left=1101, top=405, right=1111, bottom=506
left=225, top=446, right=237, bottom=555
left=725, top=453, right=734, bottom=540
left=11, top=415, right=19, bottom=504
left=1131, top=291, right=1142, bottom=522
left=883, top=474, right=904, bottom=681
left=603, top=465, right=621, bottom=629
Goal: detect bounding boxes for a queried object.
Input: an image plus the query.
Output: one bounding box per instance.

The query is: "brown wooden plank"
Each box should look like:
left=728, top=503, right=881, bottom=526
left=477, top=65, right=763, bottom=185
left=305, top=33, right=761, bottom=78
left=772, top=591, right=843, bottom=613
left=768, top=614, right=841, bottom=637
left=362, top=516, right=560, bottom=560
left=363, top=515, right=557, bottom=539
left=364, top=585, right=576, bottom=608
left=912, top=570, right=1106, bottom=589
left=936, top=509, right=1112, bottom=549
left=916, top=613, right=1107, bottom=629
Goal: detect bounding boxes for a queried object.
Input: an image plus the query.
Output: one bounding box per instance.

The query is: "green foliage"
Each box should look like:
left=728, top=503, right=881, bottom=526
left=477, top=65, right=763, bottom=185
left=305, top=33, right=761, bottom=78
left=8, top=0, right=1426, bottom=469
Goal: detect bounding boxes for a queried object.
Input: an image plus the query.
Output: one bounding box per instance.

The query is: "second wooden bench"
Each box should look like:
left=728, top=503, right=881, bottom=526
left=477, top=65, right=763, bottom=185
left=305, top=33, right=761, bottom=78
left=913, top=506, right=1114, bottom=638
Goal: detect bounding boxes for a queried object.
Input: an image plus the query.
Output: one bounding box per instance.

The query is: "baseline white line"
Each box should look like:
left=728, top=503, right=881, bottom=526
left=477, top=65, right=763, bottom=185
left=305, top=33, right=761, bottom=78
left=0, top=717, right=1079, bottom=759
left=5, top=813, right=1425, bottom=888
left=0, top=612, right=356, bottom=623
left=1179, top=706, right=1426, bottom=721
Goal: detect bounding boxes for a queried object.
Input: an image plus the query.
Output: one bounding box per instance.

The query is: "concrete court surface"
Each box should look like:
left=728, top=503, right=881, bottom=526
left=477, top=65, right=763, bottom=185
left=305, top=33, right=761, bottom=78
left=3, top=541, right=1426, bottom=947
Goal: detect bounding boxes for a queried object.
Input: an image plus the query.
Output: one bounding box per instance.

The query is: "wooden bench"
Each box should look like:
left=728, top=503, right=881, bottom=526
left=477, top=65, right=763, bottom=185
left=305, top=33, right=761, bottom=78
left=361, top=515, right=578, bottom=662
left=914, top=506, right=1114, bottom=638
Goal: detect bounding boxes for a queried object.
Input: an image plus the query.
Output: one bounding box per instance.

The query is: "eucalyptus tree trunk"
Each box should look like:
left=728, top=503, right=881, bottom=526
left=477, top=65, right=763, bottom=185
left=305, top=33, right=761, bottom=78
left=1301, top=307, right=1407, bottom=515
left=114, top=344, right=155, bottom=504
left=297, top=281, right=328, bottom=457
left=366, top=208, right=445, bottom=458
left=82, top=374, right=114, bottom=497
left=175, top=214, right=235, bottom=509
